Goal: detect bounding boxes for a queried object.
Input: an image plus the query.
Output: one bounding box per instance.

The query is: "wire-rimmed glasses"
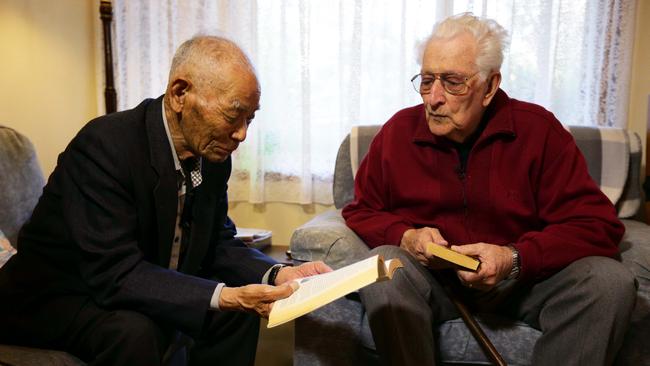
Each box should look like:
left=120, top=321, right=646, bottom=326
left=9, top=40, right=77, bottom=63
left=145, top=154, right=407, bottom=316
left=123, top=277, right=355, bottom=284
left=410, top=72, right=480, bottom=96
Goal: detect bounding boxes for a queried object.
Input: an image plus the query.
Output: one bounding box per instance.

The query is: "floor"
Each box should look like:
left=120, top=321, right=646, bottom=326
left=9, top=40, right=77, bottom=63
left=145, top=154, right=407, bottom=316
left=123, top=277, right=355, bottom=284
left=255, top=319, right=294, bottom=366
left=255, top=245, right=295, bottom=366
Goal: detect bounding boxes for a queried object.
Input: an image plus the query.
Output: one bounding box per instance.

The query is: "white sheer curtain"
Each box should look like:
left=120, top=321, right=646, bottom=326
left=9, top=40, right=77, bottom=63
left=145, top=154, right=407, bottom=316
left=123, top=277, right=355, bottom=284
left=111, top=0, right=637, bottom=205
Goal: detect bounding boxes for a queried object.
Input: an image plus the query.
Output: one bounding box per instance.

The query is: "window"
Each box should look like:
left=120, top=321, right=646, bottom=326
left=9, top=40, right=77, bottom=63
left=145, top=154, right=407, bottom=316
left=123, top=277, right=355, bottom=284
left=112, top=0, right=636, bottom=204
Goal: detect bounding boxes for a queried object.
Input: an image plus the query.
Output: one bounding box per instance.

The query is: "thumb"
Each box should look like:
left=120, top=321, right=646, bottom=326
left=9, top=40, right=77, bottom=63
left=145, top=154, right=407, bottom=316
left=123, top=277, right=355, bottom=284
left=273, top=281, right=300, bottom=300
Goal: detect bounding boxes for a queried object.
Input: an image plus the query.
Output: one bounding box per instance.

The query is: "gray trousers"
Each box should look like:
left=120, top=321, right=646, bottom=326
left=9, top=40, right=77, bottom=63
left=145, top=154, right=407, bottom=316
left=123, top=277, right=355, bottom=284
left=359, top=245, right=637, bottom=366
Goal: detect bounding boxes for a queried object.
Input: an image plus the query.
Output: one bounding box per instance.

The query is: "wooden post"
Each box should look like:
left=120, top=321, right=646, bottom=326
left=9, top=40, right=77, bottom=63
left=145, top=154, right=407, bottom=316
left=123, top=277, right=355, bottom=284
left=100, top=0, right=117, bottom=114
left=645, top=129, right=649, bottom=223
left=645, top=96, right=650, bottom=224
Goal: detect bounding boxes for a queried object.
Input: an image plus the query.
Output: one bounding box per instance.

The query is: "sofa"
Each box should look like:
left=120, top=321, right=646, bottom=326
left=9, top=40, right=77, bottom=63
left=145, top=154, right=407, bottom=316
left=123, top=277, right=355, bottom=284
left=0, top=125, right=85, bottom=365
left=290, top=125, right=650, bottom=366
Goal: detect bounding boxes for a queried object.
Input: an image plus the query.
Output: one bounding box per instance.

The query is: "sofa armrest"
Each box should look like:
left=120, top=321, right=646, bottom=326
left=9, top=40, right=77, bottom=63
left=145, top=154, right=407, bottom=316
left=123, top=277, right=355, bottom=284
left=620, top=219, right=650, bottom=281
left=290, top=209, right=370, bottom=269
left=617, top=219, right=650, bottom=364
left=620, top=219, right=650, bottom=299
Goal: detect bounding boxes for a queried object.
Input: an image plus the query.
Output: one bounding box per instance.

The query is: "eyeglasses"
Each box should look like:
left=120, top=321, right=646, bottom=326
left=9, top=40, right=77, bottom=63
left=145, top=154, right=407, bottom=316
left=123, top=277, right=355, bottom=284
left=410, top=72, right=480, bottom=96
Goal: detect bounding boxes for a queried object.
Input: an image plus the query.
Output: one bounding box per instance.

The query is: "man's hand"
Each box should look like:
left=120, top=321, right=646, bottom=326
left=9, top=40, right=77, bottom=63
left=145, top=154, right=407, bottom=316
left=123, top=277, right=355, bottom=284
left=451, top=243, right=513, bottom=290
left=274, top=261, right=332, bottom=286
left=401, top=227, right=449, bottom=266
left=218, top=283, right=299, bottom=318
left=217, top=262, right=331, bottom=318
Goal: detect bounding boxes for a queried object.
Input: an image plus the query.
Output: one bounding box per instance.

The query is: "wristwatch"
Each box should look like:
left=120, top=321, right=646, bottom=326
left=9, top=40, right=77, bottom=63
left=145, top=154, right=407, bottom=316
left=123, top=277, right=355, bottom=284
left=268, top=264, right=286, bottom=286
left=507, top=245, right=521, bottom=280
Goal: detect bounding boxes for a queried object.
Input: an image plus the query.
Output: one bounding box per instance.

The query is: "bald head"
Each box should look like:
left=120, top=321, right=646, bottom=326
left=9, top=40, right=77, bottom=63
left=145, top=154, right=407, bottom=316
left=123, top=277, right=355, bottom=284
left=167, top=35, right=257, bottom=94
left=163, top=35, right=261, bottom=163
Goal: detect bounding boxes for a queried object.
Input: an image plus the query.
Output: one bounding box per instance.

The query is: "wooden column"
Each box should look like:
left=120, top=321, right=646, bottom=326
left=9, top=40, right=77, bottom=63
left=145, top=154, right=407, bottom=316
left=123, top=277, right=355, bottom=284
left=645, top=129, right=649, bottom=223
left=100, top=0, right=117, bottom=114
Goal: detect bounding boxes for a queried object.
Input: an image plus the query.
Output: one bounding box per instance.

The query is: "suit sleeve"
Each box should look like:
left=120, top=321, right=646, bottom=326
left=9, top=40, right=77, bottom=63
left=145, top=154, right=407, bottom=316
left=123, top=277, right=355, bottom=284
left=342, top=130, right=415, bottom=248
left=60, top=126, right=217, bottom=335
left=200, top=187, right=277, bottom=286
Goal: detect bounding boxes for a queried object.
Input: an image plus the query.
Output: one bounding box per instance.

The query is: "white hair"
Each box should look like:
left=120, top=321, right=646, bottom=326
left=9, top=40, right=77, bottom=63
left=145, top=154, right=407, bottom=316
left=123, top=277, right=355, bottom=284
left=417, top=13, right=509, bottom=79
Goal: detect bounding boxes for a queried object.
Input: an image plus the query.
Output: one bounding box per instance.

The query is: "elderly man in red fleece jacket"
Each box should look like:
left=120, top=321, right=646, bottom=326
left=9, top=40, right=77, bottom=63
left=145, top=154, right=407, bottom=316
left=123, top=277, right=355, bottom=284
left=342, top=13, right=636, bottom=366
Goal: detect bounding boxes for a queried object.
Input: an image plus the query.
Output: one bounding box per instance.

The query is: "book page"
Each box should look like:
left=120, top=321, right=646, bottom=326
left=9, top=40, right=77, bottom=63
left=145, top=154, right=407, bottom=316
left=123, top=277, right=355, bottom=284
left=268, top=255, right=397, bottom=327
left=275, top=255, right=379, bottom=308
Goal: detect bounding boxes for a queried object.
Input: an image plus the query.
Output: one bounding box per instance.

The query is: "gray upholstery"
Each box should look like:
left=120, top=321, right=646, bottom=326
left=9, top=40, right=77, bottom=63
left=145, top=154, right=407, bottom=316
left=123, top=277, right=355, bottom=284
left=0, top=345, right=84, bottom=366
left=0, top=126, right=45, bottom=247
left=0, top=126, right=85, bottom=366
left=290, top=125, right=650, bottom=365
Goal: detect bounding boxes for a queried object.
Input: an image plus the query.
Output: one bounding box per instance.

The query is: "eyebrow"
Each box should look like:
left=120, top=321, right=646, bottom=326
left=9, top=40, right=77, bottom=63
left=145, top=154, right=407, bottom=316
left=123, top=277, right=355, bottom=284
left=229, top=100, right=260, bottom=114
left=421, top=71, right=466, bottom=76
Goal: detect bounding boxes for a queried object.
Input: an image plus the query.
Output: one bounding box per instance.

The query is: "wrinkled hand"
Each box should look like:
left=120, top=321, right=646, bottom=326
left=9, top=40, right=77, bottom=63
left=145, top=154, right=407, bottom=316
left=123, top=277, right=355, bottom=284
left=401, top=227, right=449, bottom=267
left=218, top=283, right=299, bottom=318
left=274, top=261, right=333, bottom=285
left=451, top=243, right=513, bottom=291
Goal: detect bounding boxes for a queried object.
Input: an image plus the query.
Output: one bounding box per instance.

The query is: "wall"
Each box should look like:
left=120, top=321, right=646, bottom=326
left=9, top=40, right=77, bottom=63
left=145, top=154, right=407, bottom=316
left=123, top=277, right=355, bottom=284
left=628, top=0, right=650, bottom=170
left=1, top=1, right=647, bottom=246
left=229, top=202, right=334, bottom=246
left=0, top=0, right=98, bottom=176
left=233, top=3, right=650, bottom=245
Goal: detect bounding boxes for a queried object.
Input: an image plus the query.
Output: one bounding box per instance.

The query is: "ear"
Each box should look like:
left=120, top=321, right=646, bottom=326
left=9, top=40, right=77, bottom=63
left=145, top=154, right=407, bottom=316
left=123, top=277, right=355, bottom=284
left=168, top=78, right=191, bottom=113
left=482, top=72, right=501, bottom=107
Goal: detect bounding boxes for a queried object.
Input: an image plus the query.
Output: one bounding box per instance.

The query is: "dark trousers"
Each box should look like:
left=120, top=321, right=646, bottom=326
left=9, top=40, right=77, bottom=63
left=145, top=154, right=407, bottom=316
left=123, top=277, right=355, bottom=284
left=60, top=300, right=260, bottom=366
left=360, top=245, right=637, bottom=366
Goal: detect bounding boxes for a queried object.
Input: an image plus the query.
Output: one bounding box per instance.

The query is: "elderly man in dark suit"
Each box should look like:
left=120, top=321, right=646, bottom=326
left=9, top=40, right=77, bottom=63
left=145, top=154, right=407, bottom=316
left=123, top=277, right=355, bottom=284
left=0, top=35, right=330, bottom=366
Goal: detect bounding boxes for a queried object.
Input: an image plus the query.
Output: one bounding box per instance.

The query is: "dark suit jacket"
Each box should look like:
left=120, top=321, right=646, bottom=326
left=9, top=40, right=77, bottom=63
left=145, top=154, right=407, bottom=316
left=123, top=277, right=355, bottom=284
left=0, top=96, right=276, bottom=343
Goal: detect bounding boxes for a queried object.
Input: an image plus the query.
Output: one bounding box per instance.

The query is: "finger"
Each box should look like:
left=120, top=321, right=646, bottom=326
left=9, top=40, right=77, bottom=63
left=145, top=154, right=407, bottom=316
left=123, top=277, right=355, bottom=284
left=450, top=244, right=479, bottom=256
left=271, top=281, right=300, bottom=300
left=312, top=261, right=333, bottom=274
left=288, top=281, right=300, bottom=292
left=427, top=228, right=448, bottom=246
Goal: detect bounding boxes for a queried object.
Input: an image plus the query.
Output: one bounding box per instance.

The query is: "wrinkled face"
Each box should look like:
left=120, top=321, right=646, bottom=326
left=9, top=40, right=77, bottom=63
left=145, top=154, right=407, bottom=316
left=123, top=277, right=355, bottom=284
left=421, top=33, right=490, bottom=143
left=179, top=64, right=260, bottom=163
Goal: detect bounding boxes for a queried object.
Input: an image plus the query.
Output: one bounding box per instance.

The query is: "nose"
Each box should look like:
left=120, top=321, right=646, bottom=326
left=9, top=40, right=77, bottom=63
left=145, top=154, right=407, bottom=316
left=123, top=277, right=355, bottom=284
left=423, top=79, right=446, bottom=107
left=231, top=120, right=248, bottom=142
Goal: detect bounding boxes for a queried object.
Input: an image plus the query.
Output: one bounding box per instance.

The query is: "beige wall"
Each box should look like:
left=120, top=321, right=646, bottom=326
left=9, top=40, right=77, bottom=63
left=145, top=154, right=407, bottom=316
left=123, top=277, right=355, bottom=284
left=1, top=1, right=648, bottom=245
left=229, top=202, right=334, bottom=246
left=0, top=0, right=98, bottom=176
left=629, top=0, right=650, bottom=170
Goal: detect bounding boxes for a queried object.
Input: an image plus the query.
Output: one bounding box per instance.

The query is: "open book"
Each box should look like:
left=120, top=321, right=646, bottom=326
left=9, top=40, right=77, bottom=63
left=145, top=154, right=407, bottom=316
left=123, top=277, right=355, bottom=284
left=235, top=227, right=272, bottom=251
left=426, top=243, right=480, bottom=271
left=268, top=255, right=403, bottom=328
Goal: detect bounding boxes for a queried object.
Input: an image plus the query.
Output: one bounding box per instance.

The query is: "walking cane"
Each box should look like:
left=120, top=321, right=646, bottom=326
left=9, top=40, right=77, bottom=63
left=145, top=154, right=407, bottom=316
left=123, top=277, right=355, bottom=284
left=439, top=276, right=508, bottom=366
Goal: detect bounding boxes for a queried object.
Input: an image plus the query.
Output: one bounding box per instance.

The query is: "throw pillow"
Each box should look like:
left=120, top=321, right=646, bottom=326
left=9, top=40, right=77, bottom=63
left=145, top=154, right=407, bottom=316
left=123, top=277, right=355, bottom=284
left=0, top=229, right=16, bottom=268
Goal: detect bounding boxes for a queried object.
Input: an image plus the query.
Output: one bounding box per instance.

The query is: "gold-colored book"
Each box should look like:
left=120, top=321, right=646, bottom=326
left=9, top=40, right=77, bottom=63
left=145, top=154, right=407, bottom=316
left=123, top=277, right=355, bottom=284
left=426, top=243, right=480, bottom=271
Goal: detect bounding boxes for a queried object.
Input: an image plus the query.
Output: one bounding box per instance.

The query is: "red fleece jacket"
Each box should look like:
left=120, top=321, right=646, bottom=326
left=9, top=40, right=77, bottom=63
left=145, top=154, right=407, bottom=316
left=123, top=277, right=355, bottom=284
left=342, top=89, right=624, bottom=283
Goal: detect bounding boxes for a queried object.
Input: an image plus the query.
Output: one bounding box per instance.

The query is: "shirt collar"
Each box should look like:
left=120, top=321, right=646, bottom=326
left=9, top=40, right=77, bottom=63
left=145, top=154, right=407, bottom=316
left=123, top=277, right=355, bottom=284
left=162, top=100, right=182, bottom=172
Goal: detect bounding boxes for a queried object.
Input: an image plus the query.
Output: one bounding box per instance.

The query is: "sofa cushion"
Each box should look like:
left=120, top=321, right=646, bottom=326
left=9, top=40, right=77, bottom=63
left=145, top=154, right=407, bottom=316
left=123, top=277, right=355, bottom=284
left=0, top=126, right=45, bottom=246
left=290, top=209, right=370, bottom=269
left=567, top=126, right=642, bottom=218
left=616, top=219, right=650, bottom=365
left=359, top=311, right=540, bottom=366
left=0, top=344, right=84, bottom=366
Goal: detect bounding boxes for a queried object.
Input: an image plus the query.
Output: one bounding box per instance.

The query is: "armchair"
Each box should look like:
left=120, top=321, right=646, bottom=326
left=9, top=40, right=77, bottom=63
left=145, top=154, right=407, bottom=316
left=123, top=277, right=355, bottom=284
left=0, top=126, right=84, bottom=365
left=290, top=125, right=650, bottom=366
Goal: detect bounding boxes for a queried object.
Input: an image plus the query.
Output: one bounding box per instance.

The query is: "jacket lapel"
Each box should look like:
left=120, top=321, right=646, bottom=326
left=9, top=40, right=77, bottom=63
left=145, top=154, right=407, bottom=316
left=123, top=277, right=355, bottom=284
left=178, top=161, right=227, bottom=274
left=145, top=96, right=178, bottom=267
